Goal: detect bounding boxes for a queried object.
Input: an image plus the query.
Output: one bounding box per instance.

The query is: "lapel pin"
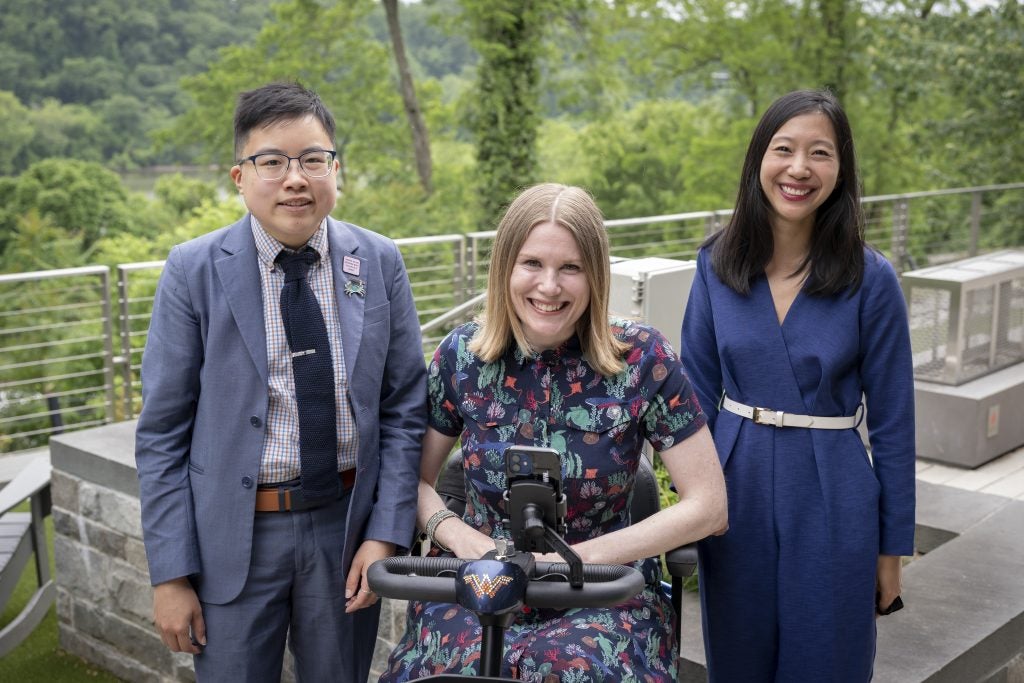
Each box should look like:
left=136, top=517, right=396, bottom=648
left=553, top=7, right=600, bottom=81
left=344, top=278, right=366, bottom=298
left=343, top=255, right=361, bottom=276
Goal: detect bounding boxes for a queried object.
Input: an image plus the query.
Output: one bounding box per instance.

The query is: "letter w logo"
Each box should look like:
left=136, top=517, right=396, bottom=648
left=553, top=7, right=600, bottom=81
left=463, top=573, right=513, bottom=599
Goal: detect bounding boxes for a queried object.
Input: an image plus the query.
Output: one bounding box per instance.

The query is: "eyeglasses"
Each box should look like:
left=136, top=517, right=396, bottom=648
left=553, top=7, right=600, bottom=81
left=236, top=150, right=337, bottom=180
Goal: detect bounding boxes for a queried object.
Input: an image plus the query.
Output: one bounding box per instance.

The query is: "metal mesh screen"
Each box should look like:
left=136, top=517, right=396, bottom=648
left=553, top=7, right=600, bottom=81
left=996, top=277, right=1024, bottom=366
left=908, top=285, right=952, bottom=382
left=961, top=285, right=996, bottom=382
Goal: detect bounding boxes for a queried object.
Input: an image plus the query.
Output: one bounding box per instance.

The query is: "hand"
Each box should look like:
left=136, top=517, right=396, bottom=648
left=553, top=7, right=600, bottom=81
left=876, top=554, right=903, bottom=617
left=344, top=539, right=395, bottom=613
left=449, top=527, right=500, bottom=560
left=153, top=577, right=205, bottom=653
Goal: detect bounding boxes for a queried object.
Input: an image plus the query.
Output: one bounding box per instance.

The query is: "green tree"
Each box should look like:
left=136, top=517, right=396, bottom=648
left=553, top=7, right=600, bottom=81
left=383, top=0, right=434, bottom=194
left=153, top=173, right=221, bottom=218
left=462, top=0, right=548, bottom=225
left=164, top=0, right=409, bottom=188
left=0, top=91, right=33, bottom=174
left=0, top=159, right=133, bottom=258
left=17, top=99, right=105, bottom=166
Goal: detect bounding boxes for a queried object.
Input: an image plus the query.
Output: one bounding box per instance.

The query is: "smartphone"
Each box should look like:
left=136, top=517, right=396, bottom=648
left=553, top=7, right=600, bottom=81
left=505, top=445, right=562, bottom=493
left=504, top=446, right=566, bottom=552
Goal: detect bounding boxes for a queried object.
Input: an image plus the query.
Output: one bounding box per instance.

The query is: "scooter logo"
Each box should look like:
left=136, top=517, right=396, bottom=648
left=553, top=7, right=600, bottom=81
left=463, top=573, right=513, bottom=599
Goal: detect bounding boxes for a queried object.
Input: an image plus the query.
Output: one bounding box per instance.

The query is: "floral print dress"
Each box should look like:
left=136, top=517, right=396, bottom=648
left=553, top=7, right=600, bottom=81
left=380, top=319, right=707, bottom=683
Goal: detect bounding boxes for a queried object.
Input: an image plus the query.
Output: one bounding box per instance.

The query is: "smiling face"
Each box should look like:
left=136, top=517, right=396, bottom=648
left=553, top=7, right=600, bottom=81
left=759, top=111, right=840, bottom=234
left=508, top=221, right=591, bottom=351
left=230, top=114, right=339, bottom=248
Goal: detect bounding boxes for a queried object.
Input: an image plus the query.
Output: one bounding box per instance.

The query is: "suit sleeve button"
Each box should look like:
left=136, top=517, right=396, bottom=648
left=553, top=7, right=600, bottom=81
left=242, top=476, right=253, bottom=488
left=250, top=415, right=262, bottom=428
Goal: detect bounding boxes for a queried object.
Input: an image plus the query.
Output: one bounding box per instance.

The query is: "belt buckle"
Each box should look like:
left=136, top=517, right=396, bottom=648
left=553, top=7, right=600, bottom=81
left=752, top=407, right=782, bottom=427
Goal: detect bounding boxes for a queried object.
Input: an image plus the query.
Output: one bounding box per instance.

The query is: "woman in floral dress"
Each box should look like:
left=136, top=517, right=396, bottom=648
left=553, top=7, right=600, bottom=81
left=380, top=183, right=727, bottom=682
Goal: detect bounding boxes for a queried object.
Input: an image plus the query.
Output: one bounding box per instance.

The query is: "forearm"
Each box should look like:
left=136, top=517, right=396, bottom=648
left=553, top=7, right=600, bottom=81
left=417, top=481, right=495, bottom=559
left=568, top=492, right=726, bottom=566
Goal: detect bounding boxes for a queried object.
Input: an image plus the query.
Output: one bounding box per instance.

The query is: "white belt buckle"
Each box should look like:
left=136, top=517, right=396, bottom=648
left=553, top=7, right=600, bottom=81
left=752, top=407, right=784, bottom=427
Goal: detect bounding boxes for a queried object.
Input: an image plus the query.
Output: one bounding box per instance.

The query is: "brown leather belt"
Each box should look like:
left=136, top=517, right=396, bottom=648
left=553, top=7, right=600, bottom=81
left=255, top=469, right=356, bottom=512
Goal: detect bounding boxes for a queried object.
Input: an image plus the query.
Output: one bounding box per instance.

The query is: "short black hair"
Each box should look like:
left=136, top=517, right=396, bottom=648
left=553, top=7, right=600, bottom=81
left=709, top=89, right=865, bottom=296
left=233, top=82, right=336, bottom=159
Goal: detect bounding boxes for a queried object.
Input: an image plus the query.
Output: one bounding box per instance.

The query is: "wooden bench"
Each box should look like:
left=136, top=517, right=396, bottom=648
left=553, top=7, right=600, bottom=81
left=0, top=458, right=54, bottom=658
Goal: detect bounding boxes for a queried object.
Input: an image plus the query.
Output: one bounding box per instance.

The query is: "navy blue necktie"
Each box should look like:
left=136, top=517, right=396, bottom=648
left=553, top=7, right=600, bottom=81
left=276, top=248, right=339, bottom=504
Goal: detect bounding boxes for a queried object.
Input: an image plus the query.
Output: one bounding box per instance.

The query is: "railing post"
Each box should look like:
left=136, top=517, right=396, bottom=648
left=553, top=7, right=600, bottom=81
left=117, top=266, right=135, bottom=419
left=452, top=237, right=466, bottom=307
left=891, top=198, right=910, bottom=273
left=99, top=267, right=116, bottom=424
left=704, top=214, right=718, bottom=239
left=969, top=191, right=982, bottom=257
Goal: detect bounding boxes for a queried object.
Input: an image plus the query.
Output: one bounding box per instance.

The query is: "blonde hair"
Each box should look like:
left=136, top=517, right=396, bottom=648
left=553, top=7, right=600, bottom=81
left=468, top=183, right=629, bottom=376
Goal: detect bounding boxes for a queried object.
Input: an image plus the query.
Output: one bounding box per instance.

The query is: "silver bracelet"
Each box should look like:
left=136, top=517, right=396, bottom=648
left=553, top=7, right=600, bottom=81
left=424, top=508, right=459, bottom=552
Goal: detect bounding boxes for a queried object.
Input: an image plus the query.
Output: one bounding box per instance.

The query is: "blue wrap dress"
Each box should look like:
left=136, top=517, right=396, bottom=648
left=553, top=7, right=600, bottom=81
left=680, top=247, right=916, bottom=682
left=381, top=319, right=707, bottom=682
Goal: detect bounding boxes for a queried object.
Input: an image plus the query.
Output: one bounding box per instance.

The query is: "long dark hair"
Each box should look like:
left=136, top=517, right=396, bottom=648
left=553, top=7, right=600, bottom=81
left=709, top=89, right=865, bottom=296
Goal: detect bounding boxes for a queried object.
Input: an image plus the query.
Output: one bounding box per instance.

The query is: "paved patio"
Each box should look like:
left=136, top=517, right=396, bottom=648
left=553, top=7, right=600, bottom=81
left=916, top=445, right=1024, bottom=500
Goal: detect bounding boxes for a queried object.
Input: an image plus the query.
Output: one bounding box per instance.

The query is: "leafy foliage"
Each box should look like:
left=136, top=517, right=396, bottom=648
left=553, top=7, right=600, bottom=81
left=0, top=0, right=275, bottom=168
left=461, top=0, right=549, bottom=226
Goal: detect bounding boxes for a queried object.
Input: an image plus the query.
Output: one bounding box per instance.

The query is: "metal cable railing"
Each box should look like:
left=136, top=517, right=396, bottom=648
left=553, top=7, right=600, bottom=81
left=2, top=183, right=1023, bottom=452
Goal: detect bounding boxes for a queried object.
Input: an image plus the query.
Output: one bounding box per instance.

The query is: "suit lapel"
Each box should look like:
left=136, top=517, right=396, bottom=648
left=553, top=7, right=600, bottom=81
left=215, top=217, right=269, bottom=384
left=327, top=218, right=365, bottom=381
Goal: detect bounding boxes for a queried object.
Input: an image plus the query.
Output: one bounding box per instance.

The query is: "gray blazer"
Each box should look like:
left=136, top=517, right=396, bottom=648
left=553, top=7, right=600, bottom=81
left=135, top=215, right=427, bottom=605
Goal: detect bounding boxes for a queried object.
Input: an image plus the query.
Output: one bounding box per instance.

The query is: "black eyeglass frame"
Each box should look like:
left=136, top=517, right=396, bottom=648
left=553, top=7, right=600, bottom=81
left=235, top=150, right=338, bottom=180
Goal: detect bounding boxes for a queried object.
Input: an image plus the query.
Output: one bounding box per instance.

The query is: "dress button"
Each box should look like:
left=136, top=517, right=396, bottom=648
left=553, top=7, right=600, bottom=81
left=250, top=415, right=262, bottom=428
left=241, top=476, right=253, bottom=488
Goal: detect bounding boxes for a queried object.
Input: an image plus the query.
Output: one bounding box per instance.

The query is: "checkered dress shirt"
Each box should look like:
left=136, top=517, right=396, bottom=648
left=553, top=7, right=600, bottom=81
left=251, top=217, right=359, bottom=484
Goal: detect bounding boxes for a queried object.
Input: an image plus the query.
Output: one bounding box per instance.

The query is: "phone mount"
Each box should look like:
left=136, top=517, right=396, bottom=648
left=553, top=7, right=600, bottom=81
left=502, top=464, right=584, bottom=588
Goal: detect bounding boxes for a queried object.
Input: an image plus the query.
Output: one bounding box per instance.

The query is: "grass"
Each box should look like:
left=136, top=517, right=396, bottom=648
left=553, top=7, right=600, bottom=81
left=0, top=509, right=121, bottom=682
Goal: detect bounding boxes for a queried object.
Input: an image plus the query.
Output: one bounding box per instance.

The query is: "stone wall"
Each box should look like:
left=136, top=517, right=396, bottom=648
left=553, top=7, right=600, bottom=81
left=49, top=420, right=409, bottom=682
left=48, top=420, right=1024, bottom=682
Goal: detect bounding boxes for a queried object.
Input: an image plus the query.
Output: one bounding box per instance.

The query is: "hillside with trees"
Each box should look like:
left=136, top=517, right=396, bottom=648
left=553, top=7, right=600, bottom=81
left=0, top=0, right=1021, bottom=265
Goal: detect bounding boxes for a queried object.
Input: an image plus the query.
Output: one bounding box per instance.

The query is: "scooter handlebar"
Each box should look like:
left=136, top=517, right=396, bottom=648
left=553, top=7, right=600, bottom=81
left=368, top=556, right=646, bottom=609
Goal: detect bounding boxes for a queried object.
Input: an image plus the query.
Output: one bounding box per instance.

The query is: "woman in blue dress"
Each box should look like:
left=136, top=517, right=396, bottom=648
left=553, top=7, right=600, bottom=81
left=680, top=90, right=915, bottom=682
left=381, top=183, right=728, bottom=682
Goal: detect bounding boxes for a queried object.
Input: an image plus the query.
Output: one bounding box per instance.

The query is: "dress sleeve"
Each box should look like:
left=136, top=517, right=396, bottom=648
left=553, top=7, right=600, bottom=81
left=680, top=248, right=723, bottom=428
left=859, top=253, right=916, bottom=556
left=636, top=325, right=708, bottom=452
left=427, top=328, right=466, bottom=436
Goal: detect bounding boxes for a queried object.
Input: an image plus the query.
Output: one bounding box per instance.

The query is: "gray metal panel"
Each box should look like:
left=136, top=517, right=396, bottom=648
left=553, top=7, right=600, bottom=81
left=608, top=257, right=696, bottom=345
left=903, top=250, right=1024, bottom=384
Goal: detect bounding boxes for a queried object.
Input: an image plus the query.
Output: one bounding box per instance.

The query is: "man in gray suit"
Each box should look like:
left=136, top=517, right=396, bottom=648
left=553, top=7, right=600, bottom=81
left=135, top=82, right=427, bottom=682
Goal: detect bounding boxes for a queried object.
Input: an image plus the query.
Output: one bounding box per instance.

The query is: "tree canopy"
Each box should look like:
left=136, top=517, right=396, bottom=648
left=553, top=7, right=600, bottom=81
left=0, top=0, right=1020, bottom=253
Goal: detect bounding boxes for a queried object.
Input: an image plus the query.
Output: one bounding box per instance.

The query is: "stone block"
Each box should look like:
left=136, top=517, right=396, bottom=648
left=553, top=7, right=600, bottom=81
left=56, top=586, right=73, bottom=625
left=51, top=470, right=80, bottom=513
left=80, top=480, right=143, bottom=537
left=55, top=534, right=113, bottom=606
left=381, top=597, right=409, bottom=642
left=73, top=600, right=173, bottom=674
left=52, top=507, right=80, bottom=542
left=50, top=419, right=141, bottom=497
left=125, top=536, right=151, bottom=574
left=916, top=480, right=1010, bottom=536
left=82, top=516, right=129, bottom=559
left=282, top=650, right=296, bottom=683
left=371, top=636, right=396, bottom=679
left=111, top=566, right=154, bottom=623
left=875, top=498, right=1024, bottom=682
left=60, top=627, right=165, bottom=683
left=171, top=651, right=196, bottom=682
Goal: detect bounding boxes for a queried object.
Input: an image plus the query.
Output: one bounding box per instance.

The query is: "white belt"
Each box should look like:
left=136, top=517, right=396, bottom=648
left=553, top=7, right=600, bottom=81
left=721, top=396, right=861, bottom=430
